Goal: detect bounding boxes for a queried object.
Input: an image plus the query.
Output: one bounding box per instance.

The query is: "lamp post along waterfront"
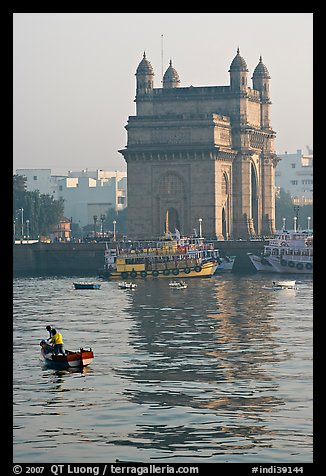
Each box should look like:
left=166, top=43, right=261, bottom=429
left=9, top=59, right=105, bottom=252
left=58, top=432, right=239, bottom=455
left=198, top=218, right=203, bottom=238
left=20, top=208, right=24, bottom=241
left=113, top=220, right=117, bottom=242
left=26, top=220, right=30, bottom=243
left=100, top=214, right=106, bottom=237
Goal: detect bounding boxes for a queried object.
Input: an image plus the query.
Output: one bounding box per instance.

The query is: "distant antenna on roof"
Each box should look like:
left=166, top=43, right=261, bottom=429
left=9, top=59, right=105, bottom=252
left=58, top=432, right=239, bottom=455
left=161, top=34, right=164, bottom=83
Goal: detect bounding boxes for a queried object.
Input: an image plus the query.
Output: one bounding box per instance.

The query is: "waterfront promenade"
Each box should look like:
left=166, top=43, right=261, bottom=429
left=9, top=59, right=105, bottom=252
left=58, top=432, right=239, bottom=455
left=13, top=240, right=266, bottom=276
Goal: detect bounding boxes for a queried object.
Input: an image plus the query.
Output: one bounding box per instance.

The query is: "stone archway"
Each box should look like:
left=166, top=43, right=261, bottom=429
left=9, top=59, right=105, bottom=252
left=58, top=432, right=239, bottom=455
left=156, top=172, right=187, bottom=235
left=251, top=162, right=259, bottom=236
left=165, top=207, right=181, bottom=234
left=221, top=172, right=230, bottom=239
left=222, top=207, right=227, bottom=239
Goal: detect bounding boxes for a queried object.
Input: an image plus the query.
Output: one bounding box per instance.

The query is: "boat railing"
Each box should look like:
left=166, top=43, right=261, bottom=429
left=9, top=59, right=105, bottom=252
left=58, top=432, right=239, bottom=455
left=147, top=259, right=199, bottom=270
left=266, top=247, right=313, bottom=258
left=118, top=248, right=213, bottom=258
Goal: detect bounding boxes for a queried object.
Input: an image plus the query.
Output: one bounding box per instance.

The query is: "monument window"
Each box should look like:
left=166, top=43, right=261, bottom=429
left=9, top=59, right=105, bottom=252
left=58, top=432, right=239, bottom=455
left=222, top=173, right=228, bottom=195
left=158, top=173, right=184, bottom=195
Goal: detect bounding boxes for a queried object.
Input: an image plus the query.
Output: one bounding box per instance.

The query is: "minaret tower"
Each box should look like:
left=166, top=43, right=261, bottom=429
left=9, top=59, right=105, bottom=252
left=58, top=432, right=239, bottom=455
left=228, top=47, right=248, bottom=92
left=163, top=60, right=180, bottom=89
left=252, top=56, right=271, bottom=129
left=135, top=52, right=154, bottom=97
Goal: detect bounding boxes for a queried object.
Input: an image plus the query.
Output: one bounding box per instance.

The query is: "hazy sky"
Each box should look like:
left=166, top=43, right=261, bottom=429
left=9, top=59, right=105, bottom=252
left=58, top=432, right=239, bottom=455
left=13, top=13, right=313, bottom=175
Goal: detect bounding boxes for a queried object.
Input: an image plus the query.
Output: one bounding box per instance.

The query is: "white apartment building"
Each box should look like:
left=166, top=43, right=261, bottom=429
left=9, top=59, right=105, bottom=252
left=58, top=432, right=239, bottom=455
left=58, top=171, right=127, bottom=227
left=275, top=149, right=313, bottom=205
left=15, top=168, right=127, bottom=228
left=15, top=168, right=66, bottom=199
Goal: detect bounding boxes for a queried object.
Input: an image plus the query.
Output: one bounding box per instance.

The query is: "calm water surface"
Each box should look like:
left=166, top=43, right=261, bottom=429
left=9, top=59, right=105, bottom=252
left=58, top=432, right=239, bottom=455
left=13, top=273, right=313, bottom=463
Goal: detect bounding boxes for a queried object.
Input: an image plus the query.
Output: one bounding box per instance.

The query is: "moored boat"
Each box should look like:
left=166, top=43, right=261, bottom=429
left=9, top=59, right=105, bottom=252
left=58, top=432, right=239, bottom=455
left=73, top=282, right=101, bottom=290
left=99, top=233, right=219, bottom=280
left=214, top=255, right=236, bottom=273
left=247, top=230, right=313, bottom=274
left=263, top=280, right=297, bottom=290
left=40, top=340, right=94, bottom=369
left=118, top=281, right=137, bottom=289
left=169, top=280, right=188, bottom=289
left=272, top=280, right=297, bottom=289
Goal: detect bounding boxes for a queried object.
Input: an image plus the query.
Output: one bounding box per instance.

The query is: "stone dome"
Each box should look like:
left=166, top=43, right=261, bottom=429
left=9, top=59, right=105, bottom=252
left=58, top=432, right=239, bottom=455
left=136, top=52, right=154, bottom=75
left=163, top=60, right=180, bottom=87
left=229, top=48, right=248, bottom=72
left=252, top=56, right=270, bottom=78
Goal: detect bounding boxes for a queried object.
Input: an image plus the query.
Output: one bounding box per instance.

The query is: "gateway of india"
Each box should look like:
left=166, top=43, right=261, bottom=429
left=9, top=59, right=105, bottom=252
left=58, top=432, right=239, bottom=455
left=119, top=48, right=278, bottom=240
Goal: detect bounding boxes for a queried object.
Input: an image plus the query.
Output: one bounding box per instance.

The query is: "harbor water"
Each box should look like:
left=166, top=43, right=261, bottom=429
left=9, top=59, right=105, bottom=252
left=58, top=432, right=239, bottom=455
left=13, top=273, right=313, bottom=463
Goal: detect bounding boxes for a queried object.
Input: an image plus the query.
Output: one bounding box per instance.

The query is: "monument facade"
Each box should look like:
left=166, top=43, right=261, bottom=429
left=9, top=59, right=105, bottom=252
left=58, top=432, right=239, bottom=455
left=119, top=49, right=278, bottom=239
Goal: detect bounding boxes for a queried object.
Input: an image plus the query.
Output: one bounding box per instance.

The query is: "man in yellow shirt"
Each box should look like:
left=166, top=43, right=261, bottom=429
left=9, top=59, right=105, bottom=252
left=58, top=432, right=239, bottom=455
left=51, top=328, right=65, bottom=355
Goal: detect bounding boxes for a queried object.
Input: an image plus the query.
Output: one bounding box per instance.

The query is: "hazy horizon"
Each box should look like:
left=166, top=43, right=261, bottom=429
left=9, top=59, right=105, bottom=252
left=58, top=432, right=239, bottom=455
left=13, top=13, right=313, bottom=175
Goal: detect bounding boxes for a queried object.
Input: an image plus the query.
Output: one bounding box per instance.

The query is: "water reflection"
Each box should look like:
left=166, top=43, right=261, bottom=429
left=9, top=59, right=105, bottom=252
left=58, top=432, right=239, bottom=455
left=13, top=275, right=312, bottom=462
left=113, top=277, right=288, bottom=457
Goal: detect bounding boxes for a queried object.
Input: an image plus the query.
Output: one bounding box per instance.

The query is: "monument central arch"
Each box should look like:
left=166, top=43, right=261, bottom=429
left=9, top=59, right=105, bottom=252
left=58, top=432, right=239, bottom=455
left=251, top=162, right=259, bottom=236
left=155, top=172, right=187, bottom=236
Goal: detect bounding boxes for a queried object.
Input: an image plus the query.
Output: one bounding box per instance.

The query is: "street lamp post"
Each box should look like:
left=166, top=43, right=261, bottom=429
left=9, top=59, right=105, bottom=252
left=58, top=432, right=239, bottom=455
left=307, top=216, right=311, bottom=231
left=20, top=208, right=24, bottom=241
left=294, top=205, right=300, bottom=231
left=26, top=219, right=30, bottom=243
left=100, top=214, right=106, bottom=237
left=93, top=215, right=98, bottom=239
left=198, top=218, right=203, bottom=238
left=113, top=220, right=117, bottom=241
left=282, top=218, right=286, bottom=231
left=293, top=216, right=297, bottom=233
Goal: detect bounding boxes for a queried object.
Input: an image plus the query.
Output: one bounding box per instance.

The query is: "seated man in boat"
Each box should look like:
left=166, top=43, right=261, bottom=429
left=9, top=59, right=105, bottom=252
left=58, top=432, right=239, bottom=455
left=40, top=339, right=52, bottom=354
left=50, top=328, right=65, bottom=355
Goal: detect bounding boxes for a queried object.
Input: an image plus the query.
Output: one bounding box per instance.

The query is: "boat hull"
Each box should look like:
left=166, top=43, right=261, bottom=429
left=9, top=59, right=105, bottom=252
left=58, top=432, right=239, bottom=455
left=248, top=253, right=313, bottom=274
left=247, top=253, right=276, bottom=272
left=100, top=260, right=217, bottom=279
left=73, top=282, right=101, bottom=289
left=40, top=348, right=94, bottom=369
left=214, top=256, right=236, bottom=273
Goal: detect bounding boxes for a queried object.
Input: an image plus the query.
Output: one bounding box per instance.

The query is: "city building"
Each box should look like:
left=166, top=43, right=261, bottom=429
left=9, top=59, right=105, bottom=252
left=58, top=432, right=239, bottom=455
left=275, top=148, right=313, bottom=205
left=49, top=216, right=71, bottom=242
left=57, top=170, right=127, bottom=228
left=14, top=168, right=127, bottom=229
left=119, top=50, right=278, bottom=240
left=15, top=168, right=66, bottom=199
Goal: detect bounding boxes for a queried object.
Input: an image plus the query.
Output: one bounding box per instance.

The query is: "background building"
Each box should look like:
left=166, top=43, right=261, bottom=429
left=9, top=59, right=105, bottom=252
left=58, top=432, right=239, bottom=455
left=119, top=50, right=278, bottom=240
left=275, top=148, right=313, bottom=205
left=15, top=168, right=127, bottom=228
left=15, top=168, right=66, bottom=199
left=58, top=170, right=127, bottom=228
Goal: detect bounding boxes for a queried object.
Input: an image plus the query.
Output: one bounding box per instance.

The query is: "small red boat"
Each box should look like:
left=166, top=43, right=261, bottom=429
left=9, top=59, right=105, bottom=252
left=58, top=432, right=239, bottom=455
left=40, top=340, right=94, bottom=369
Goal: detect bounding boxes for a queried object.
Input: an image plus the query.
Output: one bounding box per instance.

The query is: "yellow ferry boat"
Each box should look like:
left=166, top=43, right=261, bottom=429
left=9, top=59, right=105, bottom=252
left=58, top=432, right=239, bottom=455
left=99, top=234, right=219, bottom=279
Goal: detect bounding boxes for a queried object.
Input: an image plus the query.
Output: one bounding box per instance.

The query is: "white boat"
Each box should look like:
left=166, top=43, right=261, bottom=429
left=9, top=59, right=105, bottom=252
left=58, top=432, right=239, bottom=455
left=214, top=255, right=236, bottom=273
left=118, top=281, right=137, bottom=289
left=262, top=280, right=298, bottom=290
left=248, top=230, right=313, bottom=274
left=272, top=280, right=297, bottom=289
left=169, top=280, right=188, bottom=289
